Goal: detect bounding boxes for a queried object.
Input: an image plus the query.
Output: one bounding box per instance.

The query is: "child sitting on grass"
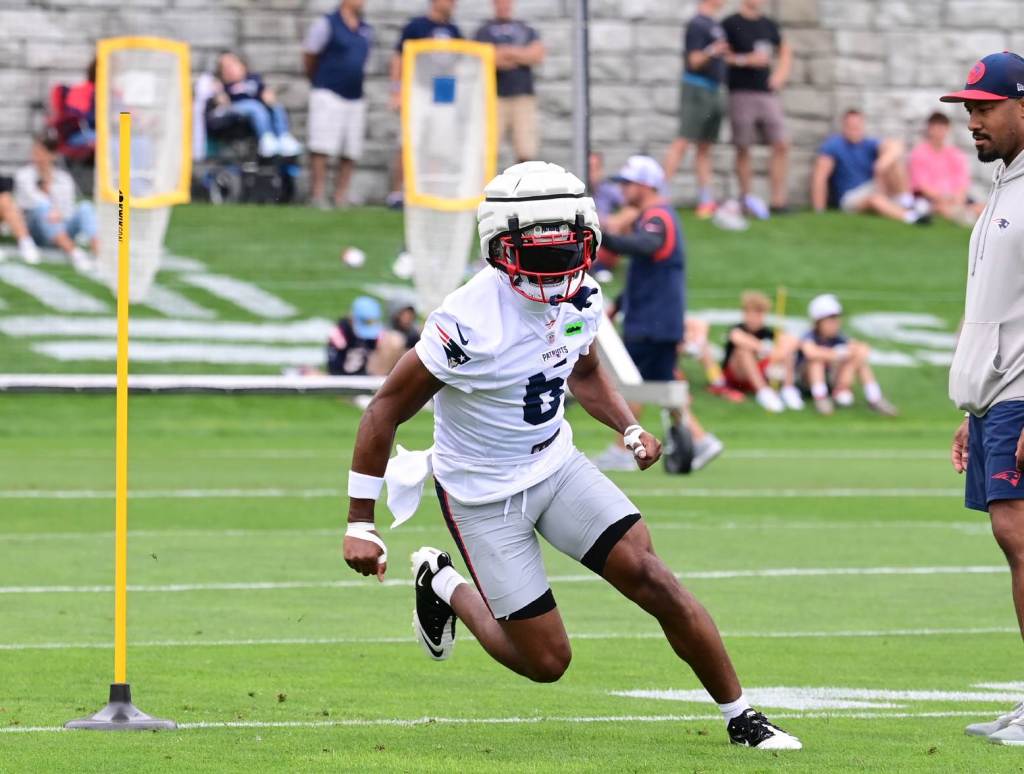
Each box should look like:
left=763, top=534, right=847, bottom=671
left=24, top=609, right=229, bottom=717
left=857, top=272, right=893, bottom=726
left=798, top=293, right=897, bottom=416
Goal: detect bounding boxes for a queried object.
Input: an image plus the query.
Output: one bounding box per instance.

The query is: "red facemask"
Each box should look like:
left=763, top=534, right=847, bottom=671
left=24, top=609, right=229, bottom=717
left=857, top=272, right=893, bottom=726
left=492, top=216, right=594, bottom=304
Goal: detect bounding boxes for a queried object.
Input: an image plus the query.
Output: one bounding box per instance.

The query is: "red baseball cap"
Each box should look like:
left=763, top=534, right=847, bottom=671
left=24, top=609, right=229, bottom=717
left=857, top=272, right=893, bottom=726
left=941, top=52, right=1024, bottom=103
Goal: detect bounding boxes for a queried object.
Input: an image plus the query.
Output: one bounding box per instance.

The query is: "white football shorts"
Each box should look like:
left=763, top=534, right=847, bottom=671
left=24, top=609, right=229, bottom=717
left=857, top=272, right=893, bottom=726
left=435, top=448, right=640, bottom=619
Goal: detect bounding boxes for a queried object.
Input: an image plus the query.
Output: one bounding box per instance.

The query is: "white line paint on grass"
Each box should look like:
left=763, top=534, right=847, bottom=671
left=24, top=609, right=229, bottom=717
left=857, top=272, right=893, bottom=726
left=0, top=710, right=1003, bottom=735
left=140, top=285, right=217, bottom=320
left=0, top=565, right=1006, bottom=595
left=0, top=315, right=332, bottom=342
left=30, top=341, right=324, bottom=365
left=612, top=686, right=1024, bottom=711
left=0, top=263, right=107, bottom=313
left=0, top=520, right=991, bottom=543
left=0, top=486, right=964, bottom=500
left=0, top=627, right=1015, bottom=652
left=180, top=273, right=297, bottom=318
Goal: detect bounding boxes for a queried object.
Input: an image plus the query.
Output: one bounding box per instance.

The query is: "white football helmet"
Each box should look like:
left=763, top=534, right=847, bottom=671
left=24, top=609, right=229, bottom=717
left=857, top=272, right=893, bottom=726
left=477, top=161, right=602, bottom=303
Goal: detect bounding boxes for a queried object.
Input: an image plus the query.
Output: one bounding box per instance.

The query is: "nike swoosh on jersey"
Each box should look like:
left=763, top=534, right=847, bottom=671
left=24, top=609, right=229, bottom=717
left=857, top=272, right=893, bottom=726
left=455, top=322, right=470, bottom=345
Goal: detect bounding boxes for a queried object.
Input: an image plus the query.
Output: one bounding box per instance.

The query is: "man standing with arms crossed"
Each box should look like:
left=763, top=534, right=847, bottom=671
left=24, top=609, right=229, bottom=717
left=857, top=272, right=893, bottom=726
left=946, top=52, right=1024, bottom=745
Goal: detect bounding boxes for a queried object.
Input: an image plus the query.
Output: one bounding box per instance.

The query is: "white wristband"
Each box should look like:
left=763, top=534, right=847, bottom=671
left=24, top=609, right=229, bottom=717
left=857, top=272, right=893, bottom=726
left=623, top=424, right=647, bottom=459
left=346, top=521, right=387, bottom=565
left=348, top=470, right=384, bottom=500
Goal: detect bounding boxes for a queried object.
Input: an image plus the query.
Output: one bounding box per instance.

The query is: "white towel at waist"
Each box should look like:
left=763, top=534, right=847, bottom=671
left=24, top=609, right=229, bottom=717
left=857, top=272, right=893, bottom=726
left=383, top=445, right=433, bottom=528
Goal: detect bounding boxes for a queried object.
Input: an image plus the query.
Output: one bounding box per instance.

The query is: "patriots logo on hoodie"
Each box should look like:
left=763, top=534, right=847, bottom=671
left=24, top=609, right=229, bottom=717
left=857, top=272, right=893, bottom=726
left=994, top=217, right=1011, bottom=230
left=436, top=324, right=471, bottom=368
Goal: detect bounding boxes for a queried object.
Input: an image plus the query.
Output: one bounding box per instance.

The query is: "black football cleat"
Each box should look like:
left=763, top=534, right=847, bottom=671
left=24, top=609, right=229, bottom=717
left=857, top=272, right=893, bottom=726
left=411, top=547, right=457, bottom=661
left=727, top=708, right=802, bottom=750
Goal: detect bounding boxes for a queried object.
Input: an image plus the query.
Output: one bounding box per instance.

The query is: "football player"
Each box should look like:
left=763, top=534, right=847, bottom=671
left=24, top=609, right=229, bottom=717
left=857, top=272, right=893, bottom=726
left=343, top=162, right=801, bottom=750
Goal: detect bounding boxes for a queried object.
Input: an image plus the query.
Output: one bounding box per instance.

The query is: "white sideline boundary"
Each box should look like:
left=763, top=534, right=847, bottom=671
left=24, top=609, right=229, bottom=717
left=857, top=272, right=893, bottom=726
left=0, top=627, right=1016, bottom=652
left=0, top=374, right=384, bottom=395
left=0, top=710, right=1004, bottom=735
left=0, top=519, right=991, bottom=542
left=0, top=485, right=964, bottom=499
left=0, top=565, right=1006, bottom=595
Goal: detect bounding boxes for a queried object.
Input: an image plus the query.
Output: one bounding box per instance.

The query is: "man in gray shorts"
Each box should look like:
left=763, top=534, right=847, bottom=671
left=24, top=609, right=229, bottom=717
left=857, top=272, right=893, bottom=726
left=342, top=160, right=801, bottom=750
left=722, top=0, right=792, bottom=218
left=663, top=0, right=728, bottom=218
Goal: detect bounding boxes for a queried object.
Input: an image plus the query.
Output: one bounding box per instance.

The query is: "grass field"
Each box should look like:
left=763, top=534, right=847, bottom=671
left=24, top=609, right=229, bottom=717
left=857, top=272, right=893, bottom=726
left=3, top=205, right=1024, bottom=772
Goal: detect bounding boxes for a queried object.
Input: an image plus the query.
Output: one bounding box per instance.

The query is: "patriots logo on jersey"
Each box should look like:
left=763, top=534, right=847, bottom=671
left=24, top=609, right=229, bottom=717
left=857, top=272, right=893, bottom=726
left=994, top=217, right=1011, bottom=230
left=436, top=323, right=472, bottom=368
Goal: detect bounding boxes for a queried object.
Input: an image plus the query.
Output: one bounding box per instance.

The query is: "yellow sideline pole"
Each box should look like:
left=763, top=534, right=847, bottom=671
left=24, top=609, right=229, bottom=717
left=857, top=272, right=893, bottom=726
left=113, top=111, right=131, bottom=686
left=65, top=103, right=174, bottom=732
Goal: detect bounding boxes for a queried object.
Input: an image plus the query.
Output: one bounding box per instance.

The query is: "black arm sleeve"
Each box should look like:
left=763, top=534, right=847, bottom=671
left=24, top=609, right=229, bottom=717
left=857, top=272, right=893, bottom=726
left=601, top=216, right=667, bottom=260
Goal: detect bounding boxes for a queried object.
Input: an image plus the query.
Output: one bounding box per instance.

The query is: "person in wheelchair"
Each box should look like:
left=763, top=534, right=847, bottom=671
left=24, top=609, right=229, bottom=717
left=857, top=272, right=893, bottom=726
left=210, top=51, right=302, bottom=159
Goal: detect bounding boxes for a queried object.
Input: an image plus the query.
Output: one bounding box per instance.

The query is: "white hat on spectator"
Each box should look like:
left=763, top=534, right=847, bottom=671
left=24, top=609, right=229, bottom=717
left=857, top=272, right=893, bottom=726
left=612, top=155, right=665, bottom=190
left=808, top=293, right=843, bottom=321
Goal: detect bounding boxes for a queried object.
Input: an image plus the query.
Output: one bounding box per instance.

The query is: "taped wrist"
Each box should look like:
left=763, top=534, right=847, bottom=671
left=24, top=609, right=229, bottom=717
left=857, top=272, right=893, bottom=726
left=345, top=521, right=387, bottom=564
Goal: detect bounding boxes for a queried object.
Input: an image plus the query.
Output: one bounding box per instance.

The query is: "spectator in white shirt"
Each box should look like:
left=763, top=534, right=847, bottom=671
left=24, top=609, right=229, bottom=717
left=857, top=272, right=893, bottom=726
left=14, top=133, right=96, bottom=272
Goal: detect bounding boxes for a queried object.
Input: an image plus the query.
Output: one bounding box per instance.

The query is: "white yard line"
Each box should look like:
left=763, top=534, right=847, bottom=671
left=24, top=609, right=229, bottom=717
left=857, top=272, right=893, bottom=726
left=0, top=520, right=990, bottom=543
left=30, top=341, right=325, bottom=365
left=0, top=315, right=331, bottom=342
left=0, top=627, right=1015, bottom=652
left=0, top=565, right=1006, bottom=595
left=0, top=263, right=107, bottom=313
left=179, top=273, right=297, bottom=319
left=0, top=710, right=1001, bottom=735
left=0, top=486, right=964, bottom=500
left=140, top=284, right=217, bottom=320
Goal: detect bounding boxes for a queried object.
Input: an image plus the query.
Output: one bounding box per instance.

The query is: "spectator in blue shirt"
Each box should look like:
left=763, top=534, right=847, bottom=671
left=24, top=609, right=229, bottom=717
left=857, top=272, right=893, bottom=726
left=303, top=0, right=374, bottom=208
left=386, top=0, right=462, bottom=208
left=476, top=0, right=545, bottom=163
left=811, top=109, right=928, bottom=224
left=214, top=51, right=302, bottom=159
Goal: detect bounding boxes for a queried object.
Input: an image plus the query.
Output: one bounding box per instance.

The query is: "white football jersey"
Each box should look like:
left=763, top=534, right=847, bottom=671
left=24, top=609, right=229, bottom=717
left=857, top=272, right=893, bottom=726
left=415, top=268, right=604, bottom=504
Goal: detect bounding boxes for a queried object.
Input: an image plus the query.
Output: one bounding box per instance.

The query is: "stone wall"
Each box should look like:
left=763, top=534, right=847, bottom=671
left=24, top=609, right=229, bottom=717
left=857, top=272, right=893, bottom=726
left=0, top=0, right=1010, bottom=205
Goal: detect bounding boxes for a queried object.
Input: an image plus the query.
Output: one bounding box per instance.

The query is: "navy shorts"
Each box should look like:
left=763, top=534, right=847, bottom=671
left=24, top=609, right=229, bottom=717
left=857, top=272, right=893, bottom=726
left=966, top=400, right=1024, bottom=512
left=625, top=339, right=678, bottom=382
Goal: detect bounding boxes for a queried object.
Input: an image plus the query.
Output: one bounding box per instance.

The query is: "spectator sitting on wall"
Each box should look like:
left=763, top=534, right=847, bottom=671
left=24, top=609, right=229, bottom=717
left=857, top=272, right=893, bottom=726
left=721, top=290, right=804, bottom=413
left=303, top=0, right=374, bottom=209
left=798, top=293, right=897, bottom=417
left=475, top=0, right=545, bottom=164
left=14, top=133, right=96, bottom=273
left=909, top=111, right=985, bottom=225
left=0, top=175, right=41, bottom=264
left=327, top=296, right=409, bottom=377
left=213, top=51, right=302, bottom=159
left=811, top=109, right=930, bottom=225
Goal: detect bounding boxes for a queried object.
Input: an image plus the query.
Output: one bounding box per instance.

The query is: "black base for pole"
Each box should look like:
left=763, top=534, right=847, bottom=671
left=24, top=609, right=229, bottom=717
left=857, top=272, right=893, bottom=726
left=65, top=684, right=177, bottom=731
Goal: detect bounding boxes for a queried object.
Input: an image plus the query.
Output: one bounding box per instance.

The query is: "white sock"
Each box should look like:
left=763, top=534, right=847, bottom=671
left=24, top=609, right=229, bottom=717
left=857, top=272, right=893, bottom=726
left=897, top=192, right=914, bottom=209
left=431, top=565, right=467, bottom=606
left=903, top=210, right=918, bottom=224
left=864, top=381, right=882, bottom=404
left=719, top=693, right=752, bottom=722
left=810, top=381, right=828, bottom=400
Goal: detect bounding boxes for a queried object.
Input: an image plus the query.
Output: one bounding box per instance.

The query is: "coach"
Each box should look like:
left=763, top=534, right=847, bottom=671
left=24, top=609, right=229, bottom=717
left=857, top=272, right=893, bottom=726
left=946, top=52, right=1024, bottom=745
left=594, top=156, right=723, bottom=473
